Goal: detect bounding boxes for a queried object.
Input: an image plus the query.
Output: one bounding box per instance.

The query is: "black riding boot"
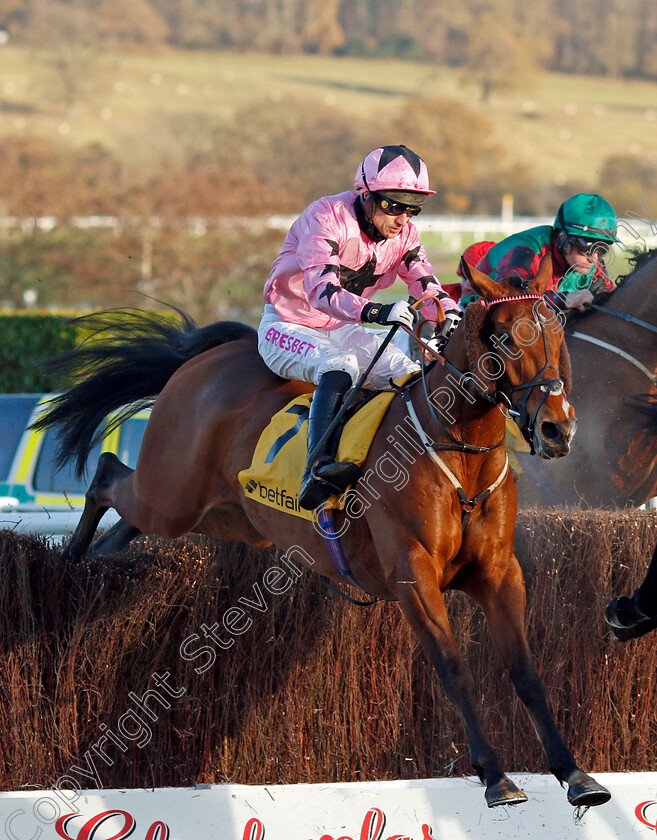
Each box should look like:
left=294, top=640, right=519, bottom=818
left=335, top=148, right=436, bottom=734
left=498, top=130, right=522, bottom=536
left=298, top=370, right=361, bottom=511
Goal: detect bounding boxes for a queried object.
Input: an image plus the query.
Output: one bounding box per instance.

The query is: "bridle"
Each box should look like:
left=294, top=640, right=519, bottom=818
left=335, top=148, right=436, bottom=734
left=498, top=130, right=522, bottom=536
left=403, top=293, right=566, bottom=455
left=499, top=297, right=566, bottom=453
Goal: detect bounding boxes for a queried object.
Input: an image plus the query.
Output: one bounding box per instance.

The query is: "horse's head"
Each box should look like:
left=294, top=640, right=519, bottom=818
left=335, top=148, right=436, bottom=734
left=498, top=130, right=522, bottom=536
left=460, top=255, right=576, bottom=459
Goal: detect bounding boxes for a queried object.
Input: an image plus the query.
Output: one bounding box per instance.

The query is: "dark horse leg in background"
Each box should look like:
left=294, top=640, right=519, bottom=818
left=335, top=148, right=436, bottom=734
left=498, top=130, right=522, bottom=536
left=606, top=540, right=657, bottom=641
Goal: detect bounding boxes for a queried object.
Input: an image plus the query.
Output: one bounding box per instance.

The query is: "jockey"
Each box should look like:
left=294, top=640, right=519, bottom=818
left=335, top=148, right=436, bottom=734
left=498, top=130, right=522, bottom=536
left=460, top=194, right=618, bottom=311
left=258, top=144, right=462, bottom=510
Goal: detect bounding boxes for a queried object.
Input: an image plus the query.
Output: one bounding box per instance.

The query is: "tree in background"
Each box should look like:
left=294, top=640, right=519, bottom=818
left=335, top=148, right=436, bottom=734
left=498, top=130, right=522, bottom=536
left=598, top=155, right=657, bottom=219
left=0, top=138, right=129, bottom=217
left=456, top=0, right=542, bottom=101
left=216, top=97, right=380, bottom=208
left=2, top=0, right=656, bottom=81
left=388, top=98, right=506, bottom=212
left=6, top=0, right=169, bottom=45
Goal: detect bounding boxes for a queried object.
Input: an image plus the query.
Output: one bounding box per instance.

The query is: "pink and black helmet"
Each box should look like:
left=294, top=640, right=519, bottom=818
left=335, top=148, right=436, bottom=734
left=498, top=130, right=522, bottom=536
left=354, top=145, right=435, bottom=205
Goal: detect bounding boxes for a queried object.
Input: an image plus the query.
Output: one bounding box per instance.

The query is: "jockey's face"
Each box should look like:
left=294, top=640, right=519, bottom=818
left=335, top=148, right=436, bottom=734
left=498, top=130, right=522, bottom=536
left=564, top=236, right=609, bottom=270
left=366, top=193, right=414, bottom=239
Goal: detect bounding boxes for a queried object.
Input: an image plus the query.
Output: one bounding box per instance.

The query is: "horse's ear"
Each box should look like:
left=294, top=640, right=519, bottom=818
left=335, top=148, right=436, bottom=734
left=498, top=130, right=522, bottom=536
left=529, top=254, right=553, bottom=296
left=459, top=256, right=472, bottom=283
left=467, top=264, right=512, bottom=302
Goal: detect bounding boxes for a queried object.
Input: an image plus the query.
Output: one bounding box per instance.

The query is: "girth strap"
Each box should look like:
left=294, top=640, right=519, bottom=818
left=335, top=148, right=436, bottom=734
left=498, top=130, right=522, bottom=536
left=401, top=391, right=509, bottom=530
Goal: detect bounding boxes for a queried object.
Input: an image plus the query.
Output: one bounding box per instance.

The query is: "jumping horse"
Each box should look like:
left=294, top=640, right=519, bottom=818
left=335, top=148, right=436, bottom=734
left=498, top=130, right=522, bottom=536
left=35, top=258, right=610, bottom=808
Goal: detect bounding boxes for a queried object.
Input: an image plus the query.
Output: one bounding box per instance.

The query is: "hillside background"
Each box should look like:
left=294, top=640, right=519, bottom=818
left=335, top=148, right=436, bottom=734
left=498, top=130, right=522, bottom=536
left=0, top=0, right=656, bottom=320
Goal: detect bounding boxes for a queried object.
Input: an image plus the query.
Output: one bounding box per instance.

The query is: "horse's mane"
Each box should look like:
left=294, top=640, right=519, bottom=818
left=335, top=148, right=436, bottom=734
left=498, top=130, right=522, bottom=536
left=616, top=246, right=657, bottom=286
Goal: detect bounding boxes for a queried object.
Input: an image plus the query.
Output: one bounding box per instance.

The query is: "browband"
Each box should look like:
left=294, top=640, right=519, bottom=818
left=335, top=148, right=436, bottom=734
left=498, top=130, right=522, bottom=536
left=481, top=294, right=542, bottom=308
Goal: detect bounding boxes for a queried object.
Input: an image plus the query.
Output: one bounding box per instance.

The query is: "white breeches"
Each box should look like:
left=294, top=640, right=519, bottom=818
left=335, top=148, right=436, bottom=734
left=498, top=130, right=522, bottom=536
left=257, top=305, right=419, bottom=388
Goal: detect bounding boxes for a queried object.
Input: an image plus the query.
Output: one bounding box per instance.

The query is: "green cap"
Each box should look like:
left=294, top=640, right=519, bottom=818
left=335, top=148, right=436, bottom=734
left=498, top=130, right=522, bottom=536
left=555, top=193, right=618, bottom=243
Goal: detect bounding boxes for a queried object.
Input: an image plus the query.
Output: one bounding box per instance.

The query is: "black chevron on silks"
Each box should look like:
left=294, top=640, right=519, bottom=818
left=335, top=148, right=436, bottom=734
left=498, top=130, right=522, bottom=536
left=378, top=144, right=422, bottom=176
left=339, top=254, right=383, bottom=296
left=325, top=239, right=340, bottom=256
left=319, top=282, right=342, bottom=305
left=321, top=264, right=339, bottom=276
left=402, top=246, right=421, bottom=269
left=418, top=275, right=434, bottom=292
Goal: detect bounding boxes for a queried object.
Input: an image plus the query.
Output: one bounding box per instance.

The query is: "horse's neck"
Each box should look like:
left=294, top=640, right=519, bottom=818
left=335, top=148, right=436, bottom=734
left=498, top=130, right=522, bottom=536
left=592, top=259, right=657, bottom=364
left=421, top=333, right=506, bottom=449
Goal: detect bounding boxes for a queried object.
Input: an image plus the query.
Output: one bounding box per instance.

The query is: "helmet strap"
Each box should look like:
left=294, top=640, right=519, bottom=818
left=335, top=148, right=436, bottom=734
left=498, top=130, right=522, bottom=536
left=355, top=193, right=385, bottom=243
left=556, top=230, right=568, bottom=256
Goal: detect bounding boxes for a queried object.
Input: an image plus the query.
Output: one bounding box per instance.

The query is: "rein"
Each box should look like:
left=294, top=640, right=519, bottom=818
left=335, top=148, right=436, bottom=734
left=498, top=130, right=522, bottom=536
left=589, top=303, right=657, bottom=336
left=567, top=303, right=657, bottom=386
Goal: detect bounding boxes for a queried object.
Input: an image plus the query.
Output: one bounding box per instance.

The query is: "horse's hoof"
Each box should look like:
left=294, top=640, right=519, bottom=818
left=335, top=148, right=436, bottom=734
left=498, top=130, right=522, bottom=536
left=485, top=776, right=528, bottom=808
left=605, top=596, right=648, bottom=629
left=609, top=616, right=657, bottom=642
left=567, top=771, right=611, bottom=807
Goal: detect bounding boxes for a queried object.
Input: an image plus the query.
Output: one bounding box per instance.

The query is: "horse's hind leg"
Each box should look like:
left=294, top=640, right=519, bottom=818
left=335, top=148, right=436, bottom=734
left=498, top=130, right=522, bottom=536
left=469, top=559, right=611, bottom=807
left=395, top=551, right=528, bottom=807
left=89, top=518, right=142, bottom=558
left=62, top=452, right=134, bottom=562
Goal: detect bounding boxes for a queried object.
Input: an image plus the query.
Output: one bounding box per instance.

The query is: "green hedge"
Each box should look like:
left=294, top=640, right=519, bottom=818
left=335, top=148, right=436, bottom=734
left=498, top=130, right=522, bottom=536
left=0, top=312, right=81, bottom=393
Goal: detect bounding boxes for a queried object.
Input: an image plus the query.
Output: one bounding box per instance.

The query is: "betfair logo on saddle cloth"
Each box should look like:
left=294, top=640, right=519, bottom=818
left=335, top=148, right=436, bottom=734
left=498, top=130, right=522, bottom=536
left=239, top=382, right=409, bottom=521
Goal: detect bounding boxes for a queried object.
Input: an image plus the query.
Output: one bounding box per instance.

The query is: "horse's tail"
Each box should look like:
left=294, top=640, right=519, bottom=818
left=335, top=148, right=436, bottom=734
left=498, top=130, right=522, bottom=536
left=32, top=308, right=257, bottom=477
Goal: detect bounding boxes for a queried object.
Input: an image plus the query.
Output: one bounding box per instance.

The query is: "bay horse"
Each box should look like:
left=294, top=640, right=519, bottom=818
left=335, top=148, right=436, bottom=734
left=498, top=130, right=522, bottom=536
left=35, top=258, right=611, bottom=808
left=516, top=248, right=657, bottom=508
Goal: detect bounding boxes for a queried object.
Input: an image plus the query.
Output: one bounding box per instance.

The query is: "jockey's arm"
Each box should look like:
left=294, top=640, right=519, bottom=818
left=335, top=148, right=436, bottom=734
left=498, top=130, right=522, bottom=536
left=396, top=236, right=462, bottom=324
left=298, top=233, right=371, bottom=322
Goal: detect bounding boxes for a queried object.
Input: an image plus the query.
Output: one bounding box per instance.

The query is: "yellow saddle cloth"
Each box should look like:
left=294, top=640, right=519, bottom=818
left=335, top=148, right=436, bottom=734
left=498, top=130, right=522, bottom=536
left=239, top=381, right=409, bottom=521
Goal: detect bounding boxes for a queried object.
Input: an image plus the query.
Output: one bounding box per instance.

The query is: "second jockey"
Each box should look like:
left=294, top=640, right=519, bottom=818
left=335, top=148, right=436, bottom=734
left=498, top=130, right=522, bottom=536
left=460, top=193, right=618, bottom=312
left=258, top=144, right=462, bottom=510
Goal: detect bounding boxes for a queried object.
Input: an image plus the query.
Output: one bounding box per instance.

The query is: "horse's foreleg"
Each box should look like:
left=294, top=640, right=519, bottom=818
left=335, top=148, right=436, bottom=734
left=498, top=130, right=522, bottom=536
left=62, top=453, right=134, bottom=562
left=395, top=563, right=527, bottom=807
left=472, top=562, right=611, bottom=807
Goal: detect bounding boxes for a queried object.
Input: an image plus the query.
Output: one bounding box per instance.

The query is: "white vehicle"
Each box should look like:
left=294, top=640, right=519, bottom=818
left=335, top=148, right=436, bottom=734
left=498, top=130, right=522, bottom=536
left=0, top=394, right=148, bottom=538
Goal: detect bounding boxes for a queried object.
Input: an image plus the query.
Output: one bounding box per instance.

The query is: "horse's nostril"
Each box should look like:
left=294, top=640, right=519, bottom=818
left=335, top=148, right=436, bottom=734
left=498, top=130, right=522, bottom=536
left=541, top=421, right=562, bottom=442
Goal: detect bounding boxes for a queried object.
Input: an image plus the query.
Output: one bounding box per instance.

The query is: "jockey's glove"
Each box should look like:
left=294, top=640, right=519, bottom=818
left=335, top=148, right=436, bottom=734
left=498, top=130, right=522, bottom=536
left=361, top=300, right=419, bottom=329
left=561, top=288, right=594, bottom=312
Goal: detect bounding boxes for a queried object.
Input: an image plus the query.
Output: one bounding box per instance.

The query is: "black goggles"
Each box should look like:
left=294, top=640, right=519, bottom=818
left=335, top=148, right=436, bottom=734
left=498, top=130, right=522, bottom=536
left=373, top=194, right=422, bottom=217
left=568, top=236, right=611, bottom=257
